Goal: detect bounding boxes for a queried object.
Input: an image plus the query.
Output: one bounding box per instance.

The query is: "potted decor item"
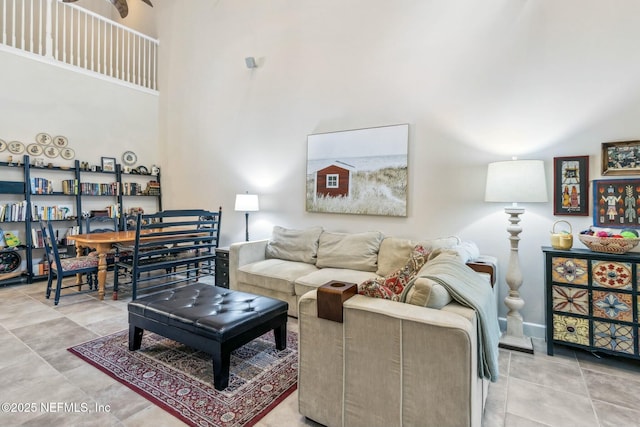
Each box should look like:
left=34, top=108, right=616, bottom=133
left=550, top=220, right=573, bottom=250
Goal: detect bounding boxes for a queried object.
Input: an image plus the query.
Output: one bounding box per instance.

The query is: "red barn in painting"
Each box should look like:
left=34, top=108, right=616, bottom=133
left=314, top=161, right=354, bottom=199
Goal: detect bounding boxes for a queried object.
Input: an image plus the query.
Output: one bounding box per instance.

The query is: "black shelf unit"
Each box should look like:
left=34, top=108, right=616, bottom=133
left=0, top=155, right=162, bottom=286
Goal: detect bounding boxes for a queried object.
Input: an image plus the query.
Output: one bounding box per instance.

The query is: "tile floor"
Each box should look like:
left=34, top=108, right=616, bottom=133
left=0, top=278, right=640, bottom=426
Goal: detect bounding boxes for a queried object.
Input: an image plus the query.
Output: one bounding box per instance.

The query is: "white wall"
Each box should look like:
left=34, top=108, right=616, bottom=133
left=153, top=0, right=640, bottom=336
left=0, top=52, right=159, bottom=166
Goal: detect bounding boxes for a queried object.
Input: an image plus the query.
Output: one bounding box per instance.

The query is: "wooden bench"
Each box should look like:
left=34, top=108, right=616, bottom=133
left=128, top=283, right=288, bottom=390
left=113, top=208, right=222, bottom=300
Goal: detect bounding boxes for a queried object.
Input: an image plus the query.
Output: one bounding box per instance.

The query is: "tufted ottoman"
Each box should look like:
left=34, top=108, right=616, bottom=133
left=127, top=283, right=288, bottom=390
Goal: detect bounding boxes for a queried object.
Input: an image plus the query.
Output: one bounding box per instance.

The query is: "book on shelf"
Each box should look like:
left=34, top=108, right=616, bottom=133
left=31, top=204, right=74, bottom=221
left=31, top=228, right=44, bottom=248
left=62, top=179, right=78, bottom=195
left=30, top=178, right=53, bottom=194
left=0, top=201, right=28, bottom=222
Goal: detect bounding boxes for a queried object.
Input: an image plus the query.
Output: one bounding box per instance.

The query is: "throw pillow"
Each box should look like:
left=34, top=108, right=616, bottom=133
left=359, top=245, right=430, bottom=301
left=265, top=226, right=323, bottom=264
left=316, top=231, right=384, bottom=272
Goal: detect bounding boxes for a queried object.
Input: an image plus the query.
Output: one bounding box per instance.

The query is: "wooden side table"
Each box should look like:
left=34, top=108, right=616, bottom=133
left=215, top=247, right=230, bottom=288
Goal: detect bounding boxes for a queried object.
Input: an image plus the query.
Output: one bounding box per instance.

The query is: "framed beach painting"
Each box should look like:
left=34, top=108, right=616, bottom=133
left=553, top=156, right=589, bottom=216
left=306, top=124, right=409, bottom=217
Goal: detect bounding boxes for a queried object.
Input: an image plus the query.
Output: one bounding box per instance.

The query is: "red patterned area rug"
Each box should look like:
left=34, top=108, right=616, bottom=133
left=68, top=329, right=298, bottom=427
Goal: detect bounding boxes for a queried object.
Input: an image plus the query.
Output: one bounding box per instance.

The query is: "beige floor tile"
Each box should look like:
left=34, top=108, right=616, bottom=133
left=582, top=368, right=640, bottom=411
left=509, top=352, right=587, bottom=396
left=10, top=317, right=98, bottom=356
left=0, top=299, right=63, bottom=330
left=506, top=377, right=598, bottom=427
left=505, top=412, right=552, bottom=427
left=592, top=400, right=640, bottom=427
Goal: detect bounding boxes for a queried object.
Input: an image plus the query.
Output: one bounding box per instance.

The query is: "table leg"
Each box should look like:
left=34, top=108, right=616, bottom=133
left=75, top=245, right=84, bottom=291
left=97, top=252, right=107, bottom=300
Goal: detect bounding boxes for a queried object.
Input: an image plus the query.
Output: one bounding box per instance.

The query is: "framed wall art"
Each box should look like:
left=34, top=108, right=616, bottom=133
left=593, top=178, right=640, bottom=228
left=553, top=156, right=589, bottom=216
left=101, top=157, right=116, bottom=172
left=306, top=124, right=409, bottom=217
left=602, top=140, right=640, bottom=175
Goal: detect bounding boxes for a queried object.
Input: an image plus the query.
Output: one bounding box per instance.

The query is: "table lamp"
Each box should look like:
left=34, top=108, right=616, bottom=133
left=485, top=158, right=547, bottom=353
left=235, top=193, right=259, bottom=241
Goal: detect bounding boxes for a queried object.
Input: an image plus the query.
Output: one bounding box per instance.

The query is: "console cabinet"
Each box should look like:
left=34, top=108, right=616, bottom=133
left=543, top=246, right=640, bottom=360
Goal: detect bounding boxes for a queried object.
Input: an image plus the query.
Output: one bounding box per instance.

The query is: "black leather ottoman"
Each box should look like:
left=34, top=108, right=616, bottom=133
left=127, top=283, right=288, bottom=390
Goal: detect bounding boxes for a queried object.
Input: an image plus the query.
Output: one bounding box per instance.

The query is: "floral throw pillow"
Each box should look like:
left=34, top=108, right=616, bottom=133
left=358, top=245, right=430, bottom=301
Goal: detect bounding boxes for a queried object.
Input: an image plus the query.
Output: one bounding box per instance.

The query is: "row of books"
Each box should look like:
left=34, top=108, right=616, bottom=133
left=30, top=178, right=53, bottom=194
left=31, top=204, right=73, bottom=221
left=0, top=201, right=28, bottom=222
left=122, top=182, right=145, bottom=196
left=145, top=181, right=161, bottom=196
left=34, top=179, right=162, bottom=196
left=80, top=182, right=120, bottom=196
left=62, top=179, right=78, bottom=195
left=31, top=225, right=80, bottom=248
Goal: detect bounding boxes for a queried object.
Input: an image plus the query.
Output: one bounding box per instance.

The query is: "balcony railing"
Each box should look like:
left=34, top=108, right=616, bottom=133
left=0, top=0, right=158, bottom=91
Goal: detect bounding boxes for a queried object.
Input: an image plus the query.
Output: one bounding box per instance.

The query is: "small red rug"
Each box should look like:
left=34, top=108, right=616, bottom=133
left=68, top=329, right=298, bottom=427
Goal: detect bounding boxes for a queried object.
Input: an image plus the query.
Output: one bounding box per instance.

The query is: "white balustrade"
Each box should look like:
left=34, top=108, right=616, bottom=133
left=0, top=0, right=158, bottom=91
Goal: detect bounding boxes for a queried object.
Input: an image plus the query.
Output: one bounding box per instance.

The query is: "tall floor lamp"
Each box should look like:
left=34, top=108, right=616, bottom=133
left=485, top=158, right=547, bottom=354
left=235, top=192, right=259, bottom=241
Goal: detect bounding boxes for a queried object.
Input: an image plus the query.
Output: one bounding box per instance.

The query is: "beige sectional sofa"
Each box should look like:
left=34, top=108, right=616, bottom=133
left=229, top=226, right=499, bottom=427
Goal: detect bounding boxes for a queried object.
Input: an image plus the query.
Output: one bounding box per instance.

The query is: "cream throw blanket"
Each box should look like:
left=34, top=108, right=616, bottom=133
left=417, top=250, right=501, bottom=382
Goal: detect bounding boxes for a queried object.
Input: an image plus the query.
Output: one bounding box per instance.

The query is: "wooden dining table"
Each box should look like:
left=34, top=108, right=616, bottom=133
left=71, top=230, right=141, bottom=301
left=71, top=228, right=209, bottom=300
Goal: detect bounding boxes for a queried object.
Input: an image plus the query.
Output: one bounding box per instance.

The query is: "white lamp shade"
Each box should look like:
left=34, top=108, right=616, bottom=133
left=485, top=160, right=548, bottom=203
left=235, top=194, right=259, bottom=212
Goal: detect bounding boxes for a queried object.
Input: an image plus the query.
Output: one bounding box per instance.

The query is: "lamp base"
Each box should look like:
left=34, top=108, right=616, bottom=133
left=499, top=333, right=534, bottom=354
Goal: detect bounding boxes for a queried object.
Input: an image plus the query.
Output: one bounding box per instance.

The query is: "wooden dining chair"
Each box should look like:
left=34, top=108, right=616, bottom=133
left=41, top=221, right=99, bottom=305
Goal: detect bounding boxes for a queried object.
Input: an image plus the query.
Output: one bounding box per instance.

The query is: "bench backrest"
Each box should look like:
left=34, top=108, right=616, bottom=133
left=132, top=208, right=222, bottom=264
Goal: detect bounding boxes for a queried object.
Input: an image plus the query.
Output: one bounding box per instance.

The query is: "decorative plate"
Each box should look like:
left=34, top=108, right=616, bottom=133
left=53, top=135, right=68, bottom=148
left=27, top=143, right=44, bottom=156
left=60, top=147, right=75, bottom=160
left=136, top=165, right=149, bottom=175
left=8, top=141, right=25, bottom=154
left=36, top=132, right=52, bottom=145
left=0, top=251, right=22, bottom=274
left=44, top=146, right=59, bottom=158
left=0, top=139, right=6, bottom=152
left=122, top=151, right=137, bottom=166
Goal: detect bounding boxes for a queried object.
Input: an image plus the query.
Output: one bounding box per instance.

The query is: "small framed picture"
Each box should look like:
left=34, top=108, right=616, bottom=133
left=602, top=140, right=640, bottom=175
left=593, top=178, right=640, bottom=228
left=554, top=156, right=589, bottom=216
left=101, top=157, right=116, bottom=172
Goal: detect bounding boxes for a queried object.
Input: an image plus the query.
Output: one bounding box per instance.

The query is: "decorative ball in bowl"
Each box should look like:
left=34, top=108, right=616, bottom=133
left=578, top=232, right=640, bottom=254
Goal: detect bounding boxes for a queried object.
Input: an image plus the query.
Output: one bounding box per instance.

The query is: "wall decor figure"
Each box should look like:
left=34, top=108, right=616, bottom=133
left=593, top=179, right=640, bottom=228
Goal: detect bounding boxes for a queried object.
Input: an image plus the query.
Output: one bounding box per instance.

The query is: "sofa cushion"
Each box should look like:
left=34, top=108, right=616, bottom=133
left=376, top=236, right=461, bottom=276
left=295, top=268, right=378, bottom=297
left=265, top=225, right=323, bottom=264
left=316, top=231, right=384, bottom=272
left=403, top=277, right=453, bottom=309
left=237, top=258, right=318, bottom=295
left=358, top=245, right=429, bottom=302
